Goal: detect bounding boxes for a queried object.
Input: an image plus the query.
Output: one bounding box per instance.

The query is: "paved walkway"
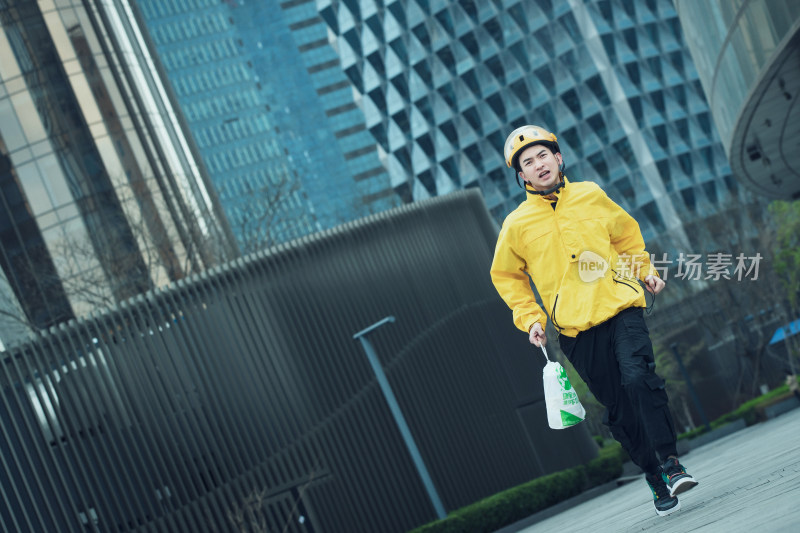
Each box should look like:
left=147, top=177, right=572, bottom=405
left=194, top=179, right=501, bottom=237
left=513, top=407, right=800, bottom=533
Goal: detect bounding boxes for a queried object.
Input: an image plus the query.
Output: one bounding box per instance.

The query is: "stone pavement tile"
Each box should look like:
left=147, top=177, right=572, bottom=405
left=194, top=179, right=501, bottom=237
left=513, top=408, right=800, bottom=533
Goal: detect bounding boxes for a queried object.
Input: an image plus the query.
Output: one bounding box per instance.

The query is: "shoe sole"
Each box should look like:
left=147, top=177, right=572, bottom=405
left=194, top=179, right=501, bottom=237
left=669, top=477, right=698, bottom=497
left=655, top=499, right=681, bottom=517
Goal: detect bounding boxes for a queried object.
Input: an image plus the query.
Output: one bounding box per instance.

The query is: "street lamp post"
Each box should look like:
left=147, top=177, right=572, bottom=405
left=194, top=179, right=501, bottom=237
left=353, top=316, right=447, bottom=520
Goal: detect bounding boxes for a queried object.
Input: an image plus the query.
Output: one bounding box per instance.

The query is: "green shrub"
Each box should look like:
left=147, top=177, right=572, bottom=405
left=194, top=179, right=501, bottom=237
left=585, top=444, right=625, bottom=486
left=409, top=445, right=625, bottom=533
left=677, top=383, right=794, bottom=441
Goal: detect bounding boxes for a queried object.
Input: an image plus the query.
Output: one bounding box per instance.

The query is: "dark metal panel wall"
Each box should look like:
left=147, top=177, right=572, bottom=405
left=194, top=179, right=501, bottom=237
left=0, top=190, right=597, bottom=532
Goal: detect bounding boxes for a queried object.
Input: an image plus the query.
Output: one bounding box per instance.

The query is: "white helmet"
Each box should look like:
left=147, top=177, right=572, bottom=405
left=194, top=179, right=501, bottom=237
left=503, top=125, right=560, bottom=169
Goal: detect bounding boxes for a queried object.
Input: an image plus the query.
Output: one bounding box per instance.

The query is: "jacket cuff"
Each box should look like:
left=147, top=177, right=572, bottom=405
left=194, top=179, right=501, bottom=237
left=641, top=265, right=659, bottom=281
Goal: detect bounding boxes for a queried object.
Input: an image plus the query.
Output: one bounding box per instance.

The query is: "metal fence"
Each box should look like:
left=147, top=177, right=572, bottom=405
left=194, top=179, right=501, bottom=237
left=0, top=190, right=597, bottom=532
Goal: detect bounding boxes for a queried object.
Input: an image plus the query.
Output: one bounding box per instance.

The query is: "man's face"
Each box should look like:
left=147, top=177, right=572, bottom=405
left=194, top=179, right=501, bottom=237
left=518, top=144, right=563, bottom=191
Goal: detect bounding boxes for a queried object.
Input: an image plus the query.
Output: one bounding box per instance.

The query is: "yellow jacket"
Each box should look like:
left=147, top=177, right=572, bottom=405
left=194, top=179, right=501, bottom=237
left=490, top=178, right=658, bottom=337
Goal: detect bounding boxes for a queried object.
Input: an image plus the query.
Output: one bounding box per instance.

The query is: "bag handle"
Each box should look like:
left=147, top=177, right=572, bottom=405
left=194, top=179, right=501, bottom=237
left=540, top=345, right=550, bottom=362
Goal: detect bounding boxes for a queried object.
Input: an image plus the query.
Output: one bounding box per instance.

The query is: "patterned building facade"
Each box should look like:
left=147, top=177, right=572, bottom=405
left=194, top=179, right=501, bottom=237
left=136, top=0, right=742, bottom=258
left=312, top=0, right=742, bottom=254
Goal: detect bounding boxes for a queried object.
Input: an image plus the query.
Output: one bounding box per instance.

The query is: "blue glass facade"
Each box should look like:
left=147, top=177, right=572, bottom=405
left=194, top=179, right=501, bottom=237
left=137, top=0, right=398, bottom=251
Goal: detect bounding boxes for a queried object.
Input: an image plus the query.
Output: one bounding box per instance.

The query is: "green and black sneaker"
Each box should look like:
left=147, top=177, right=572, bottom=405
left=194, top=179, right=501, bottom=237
left=662, top=457, right=698, bottom=497
left=645, top=472, right=680, bottom=517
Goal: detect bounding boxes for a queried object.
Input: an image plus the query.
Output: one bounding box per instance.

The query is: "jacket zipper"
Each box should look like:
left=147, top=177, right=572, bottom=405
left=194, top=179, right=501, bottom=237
left=610, top=268, right=640, bottom=293
left=550, top=191, right=566, bottom=334
left=551, top=294, right=563, bottom=332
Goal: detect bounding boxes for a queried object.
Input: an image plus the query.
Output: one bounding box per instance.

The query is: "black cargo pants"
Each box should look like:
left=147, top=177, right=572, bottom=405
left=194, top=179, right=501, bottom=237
left=558, top=307, right=677, bottom=474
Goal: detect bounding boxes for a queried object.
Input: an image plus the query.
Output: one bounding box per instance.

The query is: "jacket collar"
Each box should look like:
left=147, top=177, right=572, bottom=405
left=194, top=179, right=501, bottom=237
left=525, top=176, right=569, bottom=204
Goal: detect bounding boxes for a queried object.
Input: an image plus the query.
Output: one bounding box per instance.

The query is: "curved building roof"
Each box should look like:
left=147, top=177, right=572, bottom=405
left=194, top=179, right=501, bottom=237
left=676, top=0, right=800, bottom=198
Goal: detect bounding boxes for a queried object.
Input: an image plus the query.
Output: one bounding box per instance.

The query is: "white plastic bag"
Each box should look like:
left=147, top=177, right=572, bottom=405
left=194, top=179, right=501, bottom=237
left=541, top=345, right=586, bottom=429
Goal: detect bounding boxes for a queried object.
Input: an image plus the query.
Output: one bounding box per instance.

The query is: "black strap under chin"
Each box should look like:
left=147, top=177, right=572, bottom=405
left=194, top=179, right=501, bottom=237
left=515, top=161, right=567, bottom=195
left=525, top=180, right=564, bottom=196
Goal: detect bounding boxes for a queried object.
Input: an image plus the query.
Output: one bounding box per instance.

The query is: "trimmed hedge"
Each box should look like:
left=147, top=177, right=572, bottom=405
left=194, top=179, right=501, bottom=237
left=409, top=444, right=626, bottom=533
left=677, top=382, right=797, bottom=441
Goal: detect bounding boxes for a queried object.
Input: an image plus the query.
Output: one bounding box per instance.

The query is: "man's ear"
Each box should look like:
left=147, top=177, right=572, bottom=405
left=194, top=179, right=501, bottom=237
left=556, top=152, right=565, bottom=174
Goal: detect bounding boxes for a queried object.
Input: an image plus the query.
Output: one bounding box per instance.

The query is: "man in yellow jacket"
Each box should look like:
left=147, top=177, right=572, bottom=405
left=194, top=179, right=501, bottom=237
left=490, top=125, right=697, bottom=517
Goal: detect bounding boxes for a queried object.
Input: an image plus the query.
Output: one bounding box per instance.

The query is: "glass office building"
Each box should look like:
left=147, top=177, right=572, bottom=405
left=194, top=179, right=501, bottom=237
left=0, top=0, right=237, bottom=346
left=311, top=0, right=743, bottom=254
left=676, top=0, right=800, bottom=198
left=136, top=0, right=399, bottom=251
left=136, top=0, right=743, bottom=257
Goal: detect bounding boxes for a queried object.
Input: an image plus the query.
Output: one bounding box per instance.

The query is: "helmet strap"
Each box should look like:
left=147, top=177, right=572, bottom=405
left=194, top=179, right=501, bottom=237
left=525, top=179, right=564, bottom=196
left=517, top=161, right=567, bottom=195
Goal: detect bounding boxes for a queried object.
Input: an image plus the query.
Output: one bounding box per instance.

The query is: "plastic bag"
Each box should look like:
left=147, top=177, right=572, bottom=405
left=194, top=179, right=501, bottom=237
left=541, top=346, right=586, bottom=429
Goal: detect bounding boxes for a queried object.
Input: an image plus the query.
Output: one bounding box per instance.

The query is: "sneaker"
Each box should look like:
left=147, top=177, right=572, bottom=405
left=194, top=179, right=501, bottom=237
left=645, top=472, right=680, bottom=516
left=662, top=457, right=698, bottom=497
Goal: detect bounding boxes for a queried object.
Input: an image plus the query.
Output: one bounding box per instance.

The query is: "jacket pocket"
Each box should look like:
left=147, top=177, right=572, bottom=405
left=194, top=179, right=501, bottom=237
left=644, top=374, right=668, bottom=407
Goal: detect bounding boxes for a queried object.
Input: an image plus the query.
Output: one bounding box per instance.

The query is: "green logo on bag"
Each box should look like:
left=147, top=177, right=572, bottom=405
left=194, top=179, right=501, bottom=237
left=561, top=410, right=583, bottom=426
left=557, top=365, right=572, bottom=391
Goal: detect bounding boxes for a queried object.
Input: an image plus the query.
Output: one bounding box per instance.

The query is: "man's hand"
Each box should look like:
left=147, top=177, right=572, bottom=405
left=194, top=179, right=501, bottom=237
left=529, top=322, right=546, bottom=347
left=644, top=275, right=665, bottom=295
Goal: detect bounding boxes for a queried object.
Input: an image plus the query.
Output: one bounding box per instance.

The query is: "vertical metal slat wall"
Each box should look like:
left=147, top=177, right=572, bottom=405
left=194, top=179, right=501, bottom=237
left=0, top=190, right=597, bottom=532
